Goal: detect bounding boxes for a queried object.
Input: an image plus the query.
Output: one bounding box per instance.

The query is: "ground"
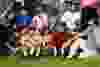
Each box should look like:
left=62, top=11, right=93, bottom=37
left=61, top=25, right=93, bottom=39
left=0, top=56, right=100, bottom=67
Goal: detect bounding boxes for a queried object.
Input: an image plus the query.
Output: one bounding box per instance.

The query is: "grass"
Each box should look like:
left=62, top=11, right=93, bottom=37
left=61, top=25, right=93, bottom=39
left=48, top=56, right=89, bottom=64
left=0, top=56, right=16, bottom=64
left=0, top=56, right=100, bottom=67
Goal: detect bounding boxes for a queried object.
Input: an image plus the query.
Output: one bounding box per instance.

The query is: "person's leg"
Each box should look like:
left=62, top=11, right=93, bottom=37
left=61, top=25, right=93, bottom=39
left=35, top=48, right=40, bottom=56
left=63, top=48, right=70, bottom=58
left=56, top=48, right=62, bottom=56
left=79, top=34, right=97, bottom=58
left=29, top=47, right=35, bottom=56
left=48, top=48, right=55, bottom=56
left=22, top=48, right=28, bottom=56
left=68, top=38, right=80, bottom=58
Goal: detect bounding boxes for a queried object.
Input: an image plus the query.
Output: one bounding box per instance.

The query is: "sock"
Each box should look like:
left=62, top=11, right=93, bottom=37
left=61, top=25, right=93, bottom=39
left=36, top=48, right=40, bottom=56
left=30, top=48, right=35, bottom=55
left=64, top=48, right=69, bottom=56
left=82, top=48, right=97, bottom=56
left=54, top=48, right=57, bottom=56
left=81, top=48, right=88, bottom=52
left=69, top=48, right=77, bottom=56
left=61, top=48, right=64, bottom=55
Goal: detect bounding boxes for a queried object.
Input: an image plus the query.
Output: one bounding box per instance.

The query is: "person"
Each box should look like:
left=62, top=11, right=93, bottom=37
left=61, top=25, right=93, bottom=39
left=47, top=32, right=64, bottom=56
left=63, top=32, right=80, bottom=58
left=79, top=26, right=98, bottom=58
left=48, top=32, right=64, bottom=48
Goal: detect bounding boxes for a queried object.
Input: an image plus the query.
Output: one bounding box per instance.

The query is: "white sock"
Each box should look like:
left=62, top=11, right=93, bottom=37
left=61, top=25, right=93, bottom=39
left=36, top=48, right=40, bottom=56
left=30, top=48, right=35, bottom=55
left=82, top=48, right=88, bottom=52
left=81, top=48, right=97, bottom=56
left=61, top=48, right=64, bottom=56
left=69, top=48, right=77, bottom=56
left=22, top=48, right=28, bottom=56
left=54, top=48, right=57, bottom=56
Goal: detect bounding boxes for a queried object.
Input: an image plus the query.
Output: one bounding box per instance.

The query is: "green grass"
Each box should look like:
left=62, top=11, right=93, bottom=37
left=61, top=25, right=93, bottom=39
left=0, top=56, right=16, bottom=64
left=49, top=56, right=100, bottom=64
left=88, top=56, right=100, bottom=64
left=48, top=56, right=89, bottom=64
left=0, top=56, right=100, bottom=67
